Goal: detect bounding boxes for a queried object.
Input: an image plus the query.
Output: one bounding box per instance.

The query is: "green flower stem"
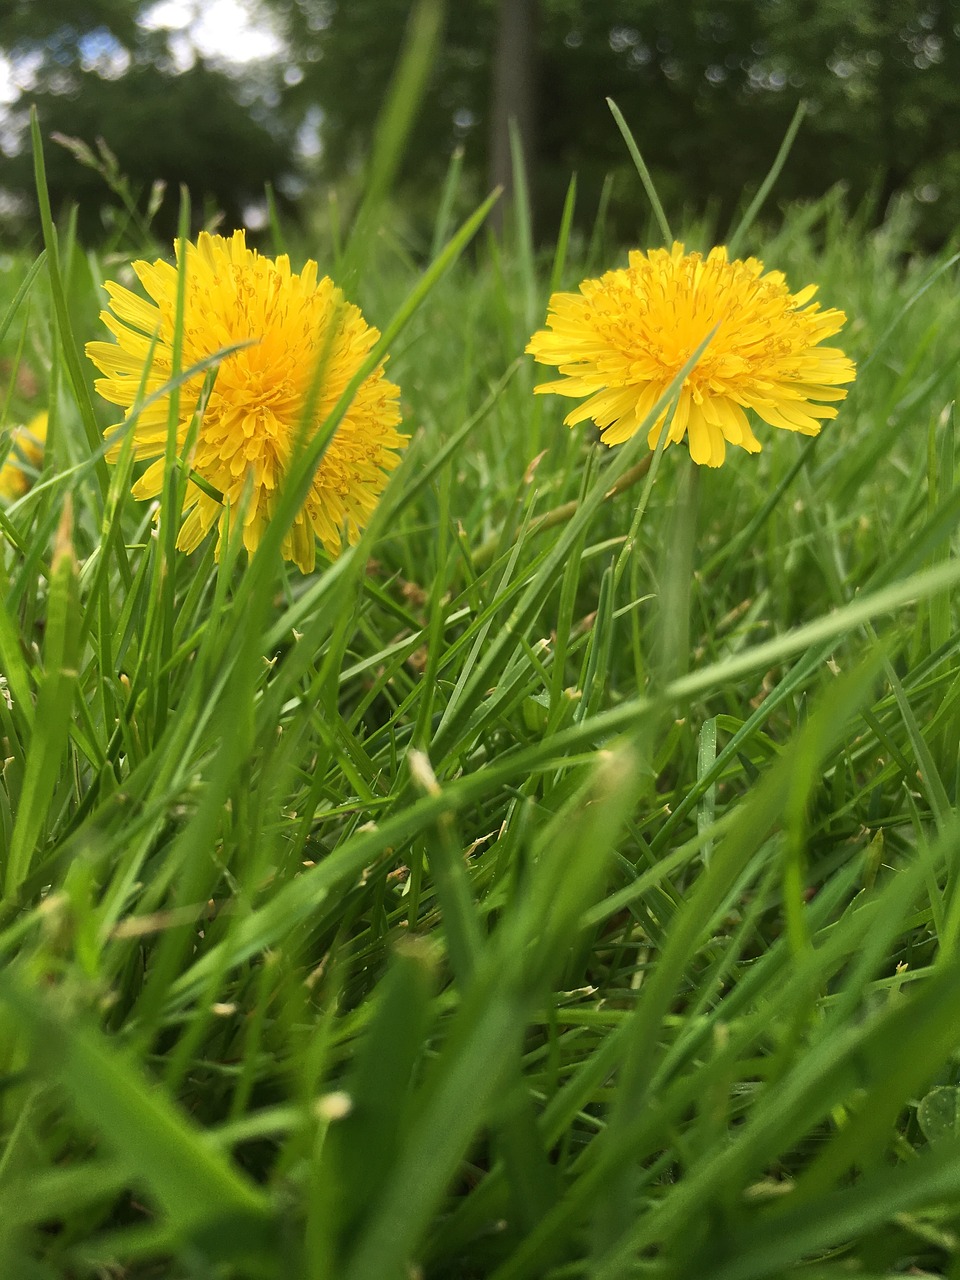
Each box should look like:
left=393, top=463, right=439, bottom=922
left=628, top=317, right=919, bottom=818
left=657, top=454, right=700, bottom=685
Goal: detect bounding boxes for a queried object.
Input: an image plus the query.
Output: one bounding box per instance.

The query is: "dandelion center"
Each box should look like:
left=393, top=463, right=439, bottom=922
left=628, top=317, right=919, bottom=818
left=526, top=242, right=856, bottom=467
left=86, top=230, right=405, bottom=572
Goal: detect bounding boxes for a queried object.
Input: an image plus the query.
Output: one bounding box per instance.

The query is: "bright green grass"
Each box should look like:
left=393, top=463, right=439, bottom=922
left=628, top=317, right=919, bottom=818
left=4, top=104, right=960, bottom=1279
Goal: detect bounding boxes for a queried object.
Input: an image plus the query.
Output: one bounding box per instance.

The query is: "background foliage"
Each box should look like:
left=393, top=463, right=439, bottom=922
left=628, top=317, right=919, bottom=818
left=2, top=0, right=960, bottom=245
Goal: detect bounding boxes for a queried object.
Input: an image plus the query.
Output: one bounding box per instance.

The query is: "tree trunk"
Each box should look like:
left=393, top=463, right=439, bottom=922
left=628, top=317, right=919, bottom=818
left=488, top=0, right=537, bottom=233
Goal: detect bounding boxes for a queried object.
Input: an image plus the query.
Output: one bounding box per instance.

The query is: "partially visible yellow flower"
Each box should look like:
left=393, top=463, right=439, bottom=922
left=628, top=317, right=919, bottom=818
left=85, top=230, right=405, bottom=573
left=0, top=411, right=47, bottom=500
left=526, top=242, right=856, bottom=467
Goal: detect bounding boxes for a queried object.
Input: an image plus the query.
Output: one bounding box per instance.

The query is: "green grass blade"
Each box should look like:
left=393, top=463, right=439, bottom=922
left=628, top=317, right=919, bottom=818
left=606, top=98, right=672, bottom=244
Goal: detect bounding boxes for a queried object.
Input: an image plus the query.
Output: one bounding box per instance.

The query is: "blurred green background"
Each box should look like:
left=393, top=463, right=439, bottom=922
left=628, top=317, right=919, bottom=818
left=1, top=0, right=958, bottom=247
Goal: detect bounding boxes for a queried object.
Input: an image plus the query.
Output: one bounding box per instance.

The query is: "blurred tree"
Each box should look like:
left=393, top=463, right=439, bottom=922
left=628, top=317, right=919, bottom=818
left=489, top=0, right=538, bottom=230
left=4, top=0, right=960, bottom=248
left=265, top=0, right=960, bottom=245
left=0, top=0, right=139, bottom=47
left=756, top=0, right=960, bottom=219
left=271, top=0, right=496, bottom=185
left=0, top=2, right=293, bottom=243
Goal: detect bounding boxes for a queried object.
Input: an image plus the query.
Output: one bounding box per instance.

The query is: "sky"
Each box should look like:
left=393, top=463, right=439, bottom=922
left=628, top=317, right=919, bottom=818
left=140, top=0, right=285, bottom=68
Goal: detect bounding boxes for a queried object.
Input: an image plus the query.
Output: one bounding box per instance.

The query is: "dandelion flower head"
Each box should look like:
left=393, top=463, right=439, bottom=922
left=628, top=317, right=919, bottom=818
left=86, top=230, right=405, bottom=572
left=526, top=242, right=856, bottom=467
left=0, top=411, right=47, bottom=500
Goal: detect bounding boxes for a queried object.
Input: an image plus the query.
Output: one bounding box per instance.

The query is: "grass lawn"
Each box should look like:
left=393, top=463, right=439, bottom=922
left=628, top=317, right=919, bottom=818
left=2, top=110, right=960, bottom=1278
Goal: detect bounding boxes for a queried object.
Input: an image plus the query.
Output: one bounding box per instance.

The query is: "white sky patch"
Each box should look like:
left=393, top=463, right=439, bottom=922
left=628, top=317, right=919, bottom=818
left=0, top=56, right=19, bottom=108
left=140, top=0, right=284, bottom=68
left=0, top=49, right=43, bottom=105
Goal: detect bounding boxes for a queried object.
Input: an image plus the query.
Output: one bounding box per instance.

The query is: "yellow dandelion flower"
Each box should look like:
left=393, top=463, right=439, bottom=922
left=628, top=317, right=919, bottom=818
left=526, top=241, right=856, bottom=468
left=86, top=230, right=405, bottom=573
left=0, top=411, right=47, bottom=500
